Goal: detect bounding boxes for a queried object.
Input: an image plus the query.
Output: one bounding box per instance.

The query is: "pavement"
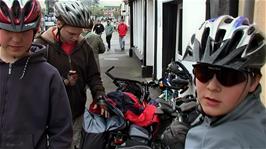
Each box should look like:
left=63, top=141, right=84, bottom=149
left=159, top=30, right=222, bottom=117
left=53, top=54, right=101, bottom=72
left=99, top=31, right=146, bottom=92
left=86, top=30, right=150, bottom=104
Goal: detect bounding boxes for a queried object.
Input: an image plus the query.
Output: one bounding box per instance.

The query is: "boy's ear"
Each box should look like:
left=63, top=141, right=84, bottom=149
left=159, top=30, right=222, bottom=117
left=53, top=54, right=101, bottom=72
left=56, top=20, right=63, bottom=28
left=249, top=74, right=261, bottom=92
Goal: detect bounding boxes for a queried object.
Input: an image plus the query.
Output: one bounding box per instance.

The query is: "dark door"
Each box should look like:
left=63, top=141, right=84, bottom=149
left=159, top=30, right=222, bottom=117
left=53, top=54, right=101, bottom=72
left=162, top=1, right=177, bottom=74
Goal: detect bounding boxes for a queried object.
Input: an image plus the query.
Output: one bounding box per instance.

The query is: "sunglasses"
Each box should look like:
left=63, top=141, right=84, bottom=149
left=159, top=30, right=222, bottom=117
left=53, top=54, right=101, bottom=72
left=193, top=64, right=247, bottom=87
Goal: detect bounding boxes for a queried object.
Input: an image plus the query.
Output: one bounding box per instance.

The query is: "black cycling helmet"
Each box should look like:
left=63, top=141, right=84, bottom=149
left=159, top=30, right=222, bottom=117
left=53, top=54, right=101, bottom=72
left=183, top=15, right=266, bottom=73
left=167, top=61, right=192, bottom=82
left=54, top=1, right=91, bottom=28
left=0, top=0, right=41, bottom=32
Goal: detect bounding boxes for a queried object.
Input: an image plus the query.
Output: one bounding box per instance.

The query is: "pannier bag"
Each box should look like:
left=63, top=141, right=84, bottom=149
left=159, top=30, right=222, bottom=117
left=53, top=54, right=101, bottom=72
left=80, top=102, right=126, bottom=149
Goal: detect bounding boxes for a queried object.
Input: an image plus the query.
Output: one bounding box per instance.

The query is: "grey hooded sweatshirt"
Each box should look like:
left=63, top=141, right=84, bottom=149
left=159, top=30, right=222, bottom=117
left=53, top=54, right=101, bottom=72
left=185, top=85, right=266, bottom=149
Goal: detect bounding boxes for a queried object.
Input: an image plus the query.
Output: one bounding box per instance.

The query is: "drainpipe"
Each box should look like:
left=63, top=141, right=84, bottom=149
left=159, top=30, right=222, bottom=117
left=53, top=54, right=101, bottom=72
left=243, top=0, right=254, bottom=22
left=143, top=0, right=147, bottom=66
left=205, top=0, right=211, bottom=19
left=129, top=0, right=134, bottom=57
left=153, top=0, right=158, bottom=80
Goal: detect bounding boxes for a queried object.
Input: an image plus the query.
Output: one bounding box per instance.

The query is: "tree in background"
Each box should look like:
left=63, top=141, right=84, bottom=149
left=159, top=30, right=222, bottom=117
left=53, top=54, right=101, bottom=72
left=80, top=0, right=100, bottom=6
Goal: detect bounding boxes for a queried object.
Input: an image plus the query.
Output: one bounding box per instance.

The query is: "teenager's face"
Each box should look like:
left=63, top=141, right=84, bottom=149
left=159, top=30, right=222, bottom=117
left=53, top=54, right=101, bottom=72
left=195, top=65, right=260, bottom=117
left=59, top=25, right=83, bottom=43
left=0, top=29, right=33, bottom=59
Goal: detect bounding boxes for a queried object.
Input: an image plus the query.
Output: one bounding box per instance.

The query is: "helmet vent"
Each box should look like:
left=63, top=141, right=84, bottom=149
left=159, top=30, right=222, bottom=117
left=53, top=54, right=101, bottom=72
left=0, top=1, right=10, bottom=20
left=201, top=27, right=210, bottom=55
left=191, top=34, right=195, bottom=44
left=76, top=14, right=82, bottom=21
left=247, top=26, right=255, bottom=35
left=23, top=1, right=32, bottom=20
left=11, top=0, right=20, bottom=20
left=246, top=33, right=264, bottom=55
left=65, top=6, right=70, bottom=12
left=214, top=29, right=226, bottom=51
left=223, top=30, right=243, bottom=57
left=81, top=11, right=86, bottom=19
left=224, top=18, right=233, bottom=24
left=241, top=19, right=249, bottom=26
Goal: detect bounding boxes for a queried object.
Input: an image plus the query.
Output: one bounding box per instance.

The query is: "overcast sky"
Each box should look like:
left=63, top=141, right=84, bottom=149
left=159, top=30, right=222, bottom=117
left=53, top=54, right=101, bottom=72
left=99, top=0, right=123, bottom=6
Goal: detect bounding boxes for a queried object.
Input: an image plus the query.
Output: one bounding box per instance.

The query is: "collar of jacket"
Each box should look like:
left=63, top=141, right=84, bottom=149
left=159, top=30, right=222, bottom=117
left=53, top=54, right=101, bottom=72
left=36, top=26, right=88, bottom=55
left=40, top=26, right=85, bottom=44
left=0, top=44, right=46, bottom=79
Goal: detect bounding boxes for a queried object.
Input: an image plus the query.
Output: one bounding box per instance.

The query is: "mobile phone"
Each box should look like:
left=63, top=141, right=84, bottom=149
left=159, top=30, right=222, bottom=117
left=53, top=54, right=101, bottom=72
left=69, top=70, right=77, bottom=75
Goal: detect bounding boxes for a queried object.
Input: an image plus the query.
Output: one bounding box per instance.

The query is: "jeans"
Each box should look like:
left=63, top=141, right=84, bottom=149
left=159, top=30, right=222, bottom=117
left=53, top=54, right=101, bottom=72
left=71, top=115, right=83, bottom=149
left=119, top=36, right=126, bottom=50
left=106, top=34, right=112, bottom=49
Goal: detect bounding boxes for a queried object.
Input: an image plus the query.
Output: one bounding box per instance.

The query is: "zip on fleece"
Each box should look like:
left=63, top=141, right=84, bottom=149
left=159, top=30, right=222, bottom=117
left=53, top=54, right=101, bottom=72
left=8, top=63, right=12, bottom=75
left=68, top=55, right=72, bottom=70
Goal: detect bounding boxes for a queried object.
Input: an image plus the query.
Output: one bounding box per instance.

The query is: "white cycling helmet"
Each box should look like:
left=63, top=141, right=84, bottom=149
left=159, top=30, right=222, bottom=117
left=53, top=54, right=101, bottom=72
left=54, top=1, right=91, bottom=28
left=183, top=15, right=266, bottom=73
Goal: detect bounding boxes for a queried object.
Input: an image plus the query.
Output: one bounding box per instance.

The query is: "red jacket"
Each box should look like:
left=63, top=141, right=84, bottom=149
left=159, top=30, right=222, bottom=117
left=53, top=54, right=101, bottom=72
left=118, top=22, right=128, bottom=37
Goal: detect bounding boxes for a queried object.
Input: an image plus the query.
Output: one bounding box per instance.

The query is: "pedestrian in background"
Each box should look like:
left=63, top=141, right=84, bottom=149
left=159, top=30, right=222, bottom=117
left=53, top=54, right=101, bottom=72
left=117, top=18, right=128, bottom=51
left=83, top=20, right=106, bottom=69
left=105, top=20, right=114, bottom=51
left=34, top=1, right=107, bottom=149
left=93, top=19, right=105, bottom=36
left=0, top=0, right=73, bottom=148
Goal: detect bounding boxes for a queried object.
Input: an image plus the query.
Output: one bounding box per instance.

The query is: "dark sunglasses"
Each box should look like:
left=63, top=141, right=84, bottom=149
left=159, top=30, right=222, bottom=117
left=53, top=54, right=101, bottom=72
left=193, top=64, right=247, bottom=87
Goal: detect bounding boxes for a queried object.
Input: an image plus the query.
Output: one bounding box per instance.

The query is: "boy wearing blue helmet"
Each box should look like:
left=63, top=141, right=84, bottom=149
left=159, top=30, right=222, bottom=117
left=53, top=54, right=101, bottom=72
left=183, top=15, right=266, bottom=148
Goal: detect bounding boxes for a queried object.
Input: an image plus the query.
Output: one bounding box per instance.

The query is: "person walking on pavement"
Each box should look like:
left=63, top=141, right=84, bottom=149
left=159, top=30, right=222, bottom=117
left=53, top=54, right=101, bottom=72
left=117, top=18, right=128, bottom=51
left=105, top=20, right=115, bottom=51
left=93, top=19, right=105, bottom=36
left=0, top=0, right=73, bottom=148
left=83, top=20, right=106, bottom=69
left=34, top=1, right=108, bottom=149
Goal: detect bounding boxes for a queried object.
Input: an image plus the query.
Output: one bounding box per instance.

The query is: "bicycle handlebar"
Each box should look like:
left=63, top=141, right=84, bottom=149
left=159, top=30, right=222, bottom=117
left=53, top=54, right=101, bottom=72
left=105, top=66, right=115, bottom=80
left=105, top=66, right=145, bottom=86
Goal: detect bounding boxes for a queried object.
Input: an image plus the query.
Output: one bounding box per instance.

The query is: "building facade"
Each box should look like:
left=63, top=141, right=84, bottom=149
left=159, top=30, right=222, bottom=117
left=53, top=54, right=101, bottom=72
left=127, top=0, right=266, bottom=103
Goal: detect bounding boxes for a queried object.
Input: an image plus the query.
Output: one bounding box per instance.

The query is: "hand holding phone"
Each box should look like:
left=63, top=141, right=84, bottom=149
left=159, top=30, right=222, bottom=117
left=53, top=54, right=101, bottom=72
left=68, top=70, right=77, bottom=75
left=67, top=70, right=78, bottom=86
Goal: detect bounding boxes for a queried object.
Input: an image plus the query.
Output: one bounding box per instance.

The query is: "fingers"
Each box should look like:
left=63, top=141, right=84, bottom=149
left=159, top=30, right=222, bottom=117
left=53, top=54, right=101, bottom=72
left=67, top=70, right=78, bottom=86
left=100, top=108, right=104, bottom=115
left=92, top=104, right=98, bottom=109
left=92, top=104, right=109, bottom=118
left=100, top=108, right=110, bottom=118
left=68, top=74, right=78, bottom=86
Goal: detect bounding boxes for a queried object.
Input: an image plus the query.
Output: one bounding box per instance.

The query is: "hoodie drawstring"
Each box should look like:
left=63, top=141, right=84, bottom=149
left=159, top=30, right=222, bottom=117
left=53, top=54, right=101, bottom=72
left=8, top=63, right=12, bottom=75
left=19, top=56, right=31, bottom=80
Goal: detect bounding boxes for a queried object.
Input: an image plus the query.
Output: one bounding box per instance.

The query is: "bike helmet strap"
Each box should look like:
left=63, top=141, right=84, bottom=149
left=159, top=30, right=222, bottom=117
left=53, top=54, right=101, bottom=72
left=54, top=1, right=91, bottom=28
left=183, top=15, right=266, bottom=73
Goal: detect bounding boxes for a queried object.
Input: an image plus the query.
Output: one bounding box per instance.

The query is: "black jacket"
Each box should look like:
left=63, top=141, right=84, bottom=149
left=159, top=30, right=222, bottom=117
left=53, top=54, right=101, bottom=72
left=34, top=27, right=105, bottom=119
left=0, top=44, right=72, bottom=149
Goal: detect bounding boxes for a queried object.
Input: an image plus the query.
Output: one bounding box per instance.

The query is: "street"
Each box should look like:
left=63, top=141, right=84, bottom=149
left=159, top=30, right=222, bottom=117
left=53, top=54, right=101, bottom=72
left=86, top=30, right=147, bottom=104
